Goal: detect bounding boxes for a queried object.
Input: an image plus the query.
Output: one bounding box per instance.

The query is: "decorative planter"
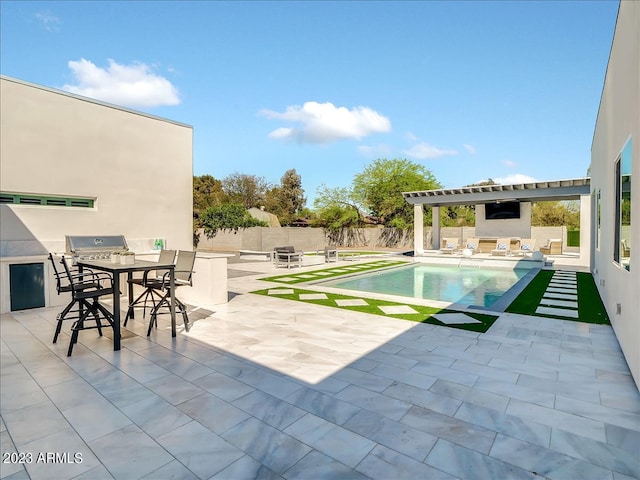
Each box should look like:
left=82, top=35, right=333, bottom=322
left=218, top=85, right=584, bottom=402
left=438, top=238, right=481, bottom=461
left=111, top=253, right=121, bottom=264
left=120, top=254, right=135, bottom=265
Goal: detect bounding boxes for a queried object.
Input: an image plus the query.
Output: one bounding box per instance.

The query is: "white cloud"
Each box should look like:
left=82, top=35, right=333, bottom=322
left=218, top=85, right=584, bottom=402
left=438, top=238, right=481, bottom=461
left=268, top=127, right=295, bottom=140
left=463, top=144, right=477, bottom=154
left=260, top=101, right=391, bottom=144
left=493, top=173, right=538, bottom=185
left=502, top=159, right=517, bottom=167
left=403, top=142, right=458, bottom=160
left=62, top=58, right=181, bottom=108
left=404, top=132, right=419, bottom=142
left=357, top=144, right=393, bottom=158
left=35, top=11, right=61, bottom=32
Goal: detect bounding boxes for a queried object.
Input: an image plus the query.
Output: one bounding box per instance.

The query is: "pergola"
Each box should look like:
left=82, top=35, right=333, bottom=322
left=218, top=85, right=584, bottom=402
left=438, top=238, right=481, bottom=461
left=402, top=178, right=592, bottom=263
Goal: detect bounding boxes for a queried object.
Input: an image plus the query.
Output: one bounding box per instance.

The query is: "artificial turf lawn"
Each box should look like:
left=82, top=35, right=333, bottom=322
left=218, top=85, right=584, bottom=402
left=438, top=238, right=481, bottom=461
left=259, top=260, right=408, bottom=284
left=251, top=287, right=499, bottom=333
left=505, top=270, right=610, bottom=324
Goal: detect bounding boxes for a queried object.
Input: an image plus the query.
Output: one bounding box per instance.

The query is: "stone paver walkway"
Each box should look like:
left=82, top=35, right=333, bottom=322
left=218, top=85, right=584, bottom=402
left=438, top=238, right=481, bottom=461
left=1, top=262, right=638, bottom=480
left=536, top=270, right=580, bottom=319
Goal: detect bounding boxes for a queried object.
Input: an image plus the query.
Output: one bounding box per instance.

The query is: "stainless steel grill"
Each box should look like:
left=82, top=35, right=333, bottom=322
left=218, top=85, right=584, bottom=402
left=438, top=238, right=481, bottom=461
left=65, top=235, right=128, bottom=260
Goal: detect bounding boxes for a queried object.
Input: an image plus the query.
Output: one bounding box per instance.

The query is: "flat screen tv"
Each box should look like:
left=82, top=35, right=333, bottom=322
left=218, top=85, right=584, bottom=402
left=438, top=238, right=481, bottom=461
left=485, top=201, right=520, bottom=220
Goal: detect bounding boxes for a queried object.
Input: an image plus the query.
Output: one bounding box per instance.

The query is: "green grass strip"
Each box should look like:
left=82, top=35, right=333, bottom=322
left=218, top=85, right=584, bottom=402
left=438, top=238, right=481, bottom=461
left=259, top=260, right=408, bottom=284
left=505, top=270, right=554, bottom=314
left=505, top=270, right=610, bottom=324
left=251, top=287, right=498, bottom=333
left=576, top=273, right=610, bottom=324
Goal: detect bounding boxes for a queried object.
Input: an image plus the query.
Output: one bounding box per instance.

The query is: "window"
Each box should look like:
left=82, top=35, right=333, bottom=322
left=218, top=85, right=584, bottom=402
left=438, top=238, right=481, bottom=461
left=597, top=190, right=601, bottom=250
left=614, top=139, right=632, bottom=271
left=0, top=192, right=94, bottom=208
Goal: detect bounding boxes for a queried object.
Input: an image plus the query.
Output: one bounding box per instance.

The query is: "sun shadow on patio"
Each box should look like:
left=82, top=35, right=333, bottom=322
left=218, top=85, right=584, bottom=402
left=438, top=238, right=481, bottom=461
left=2, top=289, right=638, bottom=479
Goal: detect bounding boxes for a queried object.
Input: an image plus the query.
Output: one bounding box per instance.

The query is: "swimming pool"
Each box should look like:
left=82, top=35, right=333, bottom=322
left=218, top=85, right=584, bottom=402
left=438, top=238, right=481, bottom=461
left=322, top=263, right=531, bottom=308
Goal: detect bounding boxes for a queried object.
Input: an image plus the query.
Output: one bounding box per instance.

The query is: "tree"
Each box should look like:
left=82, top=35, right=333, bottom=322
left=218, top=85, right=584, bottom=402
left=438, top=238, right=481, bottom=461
left=440, top=204, right=476, bottom=227
left=199, top=204, right=267, bottom=237
left=352, top=158, right=441, bottom=228
left=193, top=175, right=227, bottom=216
left=313, top=184, right=365, bottom=228
left=263, top=169, right=306, bottom=225
left=315, top=204, right=362, bottom=229
left=221, top=172, right=269, bottom=209
left=531, top=201, right=580, bottom=228
left=280, top=168, right=306, bottom=218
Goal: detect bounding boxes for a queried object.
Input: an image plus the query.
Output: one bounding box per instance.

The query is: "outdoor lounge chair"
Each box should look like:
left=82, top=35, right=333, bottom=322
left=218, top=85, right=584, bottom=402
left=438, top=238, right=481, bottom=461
left=323, top=246, right=338, bottom=263
left=513, top=238, right=536, bottom=256
left=124, top=249, right=176, bottom=326
left=147, top=250, right=196, bottom=336
left=274, top=246, right=304, bottom=268
left=439, top=238, right=459, bottom=254
left=491, top=238, right=511, bottom=256
left=464, top=238, right=479, bottom=254
left=539, top=239, right=563, bottom=255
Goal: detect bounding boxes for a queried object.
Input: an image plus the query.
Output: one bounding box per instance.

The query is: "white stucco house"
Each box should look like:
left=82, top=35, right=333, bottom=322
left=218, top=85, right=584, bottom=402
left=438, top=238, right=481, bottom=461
left=590, top=1, right=639, bottom=389
left=0, top=75, right=227, bottom=313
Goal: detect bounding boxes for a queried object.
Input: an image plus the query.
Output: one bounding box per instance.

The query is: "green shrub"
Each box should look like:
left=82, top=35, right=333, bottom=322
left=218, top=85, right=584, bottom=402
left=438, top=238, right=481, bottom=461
left=200, top=204, right=266, bottom=237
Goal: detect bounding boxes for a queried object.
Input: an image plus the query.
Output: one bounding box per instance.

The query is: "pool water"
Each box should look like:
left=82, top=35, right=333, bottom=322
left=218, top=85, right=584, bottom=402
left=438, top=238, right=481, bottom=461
left=324, top=264, right=529, bottom=307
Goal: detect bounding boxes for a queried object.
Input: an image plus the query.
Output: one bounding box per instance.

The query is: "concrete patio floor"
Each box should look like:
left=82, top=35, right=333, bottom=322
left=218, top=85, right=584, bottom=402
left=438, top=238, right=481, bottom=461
left=1, top=258, right=639, bottom=480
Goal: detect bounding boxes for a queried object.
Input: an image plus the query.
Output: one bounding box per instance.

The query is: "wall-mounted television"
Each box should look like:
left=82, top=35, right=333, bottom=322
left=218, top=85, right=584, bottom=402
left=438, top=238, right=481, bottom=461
left=485, top=201, right=521, bottom=220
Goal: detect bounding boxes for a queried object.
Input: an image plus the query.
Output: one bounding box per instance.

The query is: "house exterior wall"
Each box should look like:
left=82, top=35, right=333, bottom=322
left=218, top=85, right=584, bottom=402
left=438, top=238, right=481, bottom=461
left=475, top=202, right=532, bottom=239
left=591, top=1, right=640, bottom=388
left=0, top=76, right=194, bottom=312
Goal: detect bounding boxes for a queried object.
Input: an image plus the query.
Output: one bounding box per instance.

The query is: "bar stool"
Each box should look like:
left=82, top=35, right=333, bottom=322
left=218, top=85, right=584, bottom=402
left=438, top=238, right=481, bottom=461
left=124, top=249, right=176, bottom=325
left=60, top=256, right=115, bottom=356
left=147, top=250, right=196, bottom=336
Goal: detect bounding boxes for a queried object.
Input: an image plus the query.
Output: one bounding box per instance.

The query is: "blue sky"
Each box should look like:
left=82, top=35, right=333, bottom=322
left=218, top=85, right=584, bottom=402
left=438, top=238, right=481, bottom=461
left=1, top=1, right=619, bottom=206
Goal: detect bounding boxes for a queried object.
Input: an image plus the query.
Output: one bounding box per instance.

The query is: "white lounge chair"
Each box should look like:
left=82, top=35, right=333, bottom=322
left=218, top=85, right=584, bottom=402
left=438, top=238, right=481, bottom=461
left=513, top=239, right=536, bottom=256
left=464, top=238, right=479, bottom=255
left=491, top=238, right=511, bottom=256
left=440, top=238, right=459, bottom=254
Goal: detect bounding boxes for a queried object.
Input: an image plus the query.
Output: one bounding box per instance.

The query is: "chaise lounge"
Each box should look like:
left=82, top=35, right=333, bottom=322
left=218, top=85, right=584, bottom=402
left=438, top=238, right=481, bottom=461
left=464, top=238, right=479, bottom=254
left=491, top=237, right=511, bottom=256
left=513, top=238, right=536, bottom=257
left=439, top=238, right=459, bottom=254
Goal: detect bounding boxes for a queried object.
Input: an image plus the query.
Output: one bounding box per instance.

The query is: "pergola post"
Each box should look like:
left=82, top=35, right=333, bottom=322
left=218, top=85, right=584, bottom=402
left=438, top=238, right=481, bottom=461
left=413, top=204, right=424, bottom=256
left=432, top=206, right=440, bottom=251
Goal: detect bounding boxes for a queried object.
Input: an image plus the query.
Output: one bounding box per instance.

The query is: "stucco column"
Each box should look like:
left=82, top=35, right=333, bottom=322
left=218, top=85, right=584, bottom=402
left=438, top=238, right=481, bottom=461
left=579, top=193, right=592, bottom=267
left=414, top=204, right=424, bottom=256
left=432, top=206, right=440, bottom=250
